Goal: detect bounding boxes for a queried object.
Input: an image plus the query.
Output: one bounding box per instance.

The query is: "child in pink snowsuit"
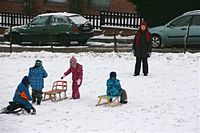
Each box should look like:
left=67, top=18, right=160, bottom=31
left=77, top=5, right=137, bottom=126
left=61, top=56, right=83, bottom=99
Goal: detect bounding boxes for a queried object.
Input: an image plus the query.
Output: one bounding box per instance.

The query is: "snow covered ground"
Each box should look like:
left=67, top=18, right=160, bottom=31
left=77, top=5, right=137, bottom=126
left=0, top=51, right=199, bottom=133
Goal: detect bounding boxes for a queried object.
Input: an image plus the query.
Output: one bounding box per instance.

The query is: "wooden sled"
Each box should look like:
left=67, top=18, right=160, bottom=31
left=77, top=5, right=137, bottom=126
left=96, top=95, right=120, bottom=107
left=43, top=80, right=68, bottom=102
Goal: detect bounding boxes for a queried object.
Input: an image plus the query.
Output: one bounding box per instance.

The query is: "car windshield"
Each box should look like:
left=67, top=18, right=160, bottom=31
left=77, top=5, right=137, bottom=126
left=31, top=16, right=49, bottom=25
left=69, top=15, right=88, bottom=25
left=170, top=16, right=191, bottom=27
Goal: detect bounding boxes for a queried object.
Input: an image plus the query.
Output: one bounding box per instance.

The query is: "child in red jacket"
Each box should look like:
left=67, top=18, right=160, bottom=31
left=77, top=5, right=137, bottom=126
left=61, top=56, right=83, bottom=99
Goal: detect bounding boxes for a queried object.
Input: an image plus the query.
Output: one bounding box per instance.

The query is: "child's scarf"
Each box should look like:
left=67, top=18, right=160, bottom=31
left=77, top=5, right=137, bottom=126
left=135, top=30, right=151, bottom=46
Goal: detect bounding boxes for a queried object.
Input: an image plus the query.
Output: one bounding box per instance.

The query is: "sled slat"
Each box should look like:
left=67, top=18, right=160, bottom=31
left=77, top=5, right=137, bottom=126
left=43, top=80, right=68, bottom=102
left=96, top=95, right=120, bottom=106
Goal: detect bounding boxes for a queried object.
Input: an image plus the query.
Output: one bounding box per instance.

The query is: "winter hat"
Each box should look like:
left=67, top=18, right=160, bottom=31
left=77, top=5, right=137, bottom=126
left=70, top=56, right=77, bottom=65
left=35, top=60, right=42, bottom=67
left=110, top=71, right=117, bottom=79
left=22, top=76, right=30, bottom=86
left=140, top=20, right=147, bottom=27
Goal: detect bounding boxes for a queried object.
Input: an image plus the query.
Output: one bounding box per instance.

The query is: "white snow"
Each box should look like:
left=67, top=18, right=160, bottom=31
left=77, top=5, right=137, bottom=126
left=38, top=12, right=78, bottom=17
left=101, top=25, right=138, bottom=31
left=0, top=51, right=199, bottom=133
left=91, top=34, right=135, bottom=40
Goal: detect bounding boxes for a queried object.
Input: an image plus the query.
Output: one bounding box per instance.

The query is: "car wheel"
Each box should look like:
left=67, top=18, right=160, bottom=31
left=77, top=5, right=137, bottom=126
left=11, top=33, right=21, bottom=45
left=78, top=39, right=88, bottom=45
left=58, top=35, right=70, bottom=46
left=151, top=35, right=161, bottom=48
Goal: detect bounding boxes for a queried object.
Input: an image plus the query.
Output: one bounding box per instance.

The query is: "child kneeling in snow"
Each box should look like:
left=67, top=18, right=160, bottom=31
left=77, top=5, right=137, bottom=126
left=106, top=72, right=128, bottom=104
left=3, top=76, right=36, bottom=115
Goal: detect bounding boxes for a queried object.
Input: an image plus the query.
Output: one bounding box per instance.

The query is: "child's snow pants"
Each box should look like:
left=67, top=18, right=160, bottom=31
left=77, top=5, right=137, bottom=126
left=72, top=82, right=80, bottom=99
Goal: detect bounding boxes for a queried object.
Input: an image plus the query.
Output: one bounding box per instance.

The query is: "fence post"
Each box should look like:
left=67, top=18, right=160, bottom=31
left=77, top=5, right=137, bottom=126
left=113, top=29, right=117, bottom=52
left=100, top=10, right=105, bottom=29
left=184, top=24, right=190, bottom=54
left=9, top=26, right=12, bottom=53
left=49, top=32, right=53, bottom=53
left=9, top=15, right=14, bottom=53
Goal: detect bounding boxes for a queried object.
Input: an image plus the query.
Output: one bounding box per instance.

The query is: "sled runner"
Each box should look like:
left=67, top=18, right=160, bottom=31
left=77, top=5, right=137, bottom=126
left=1, top=101, right=36, bottom=115
left=96, top=95, right=120, bottom=107
left=0, top=101, right=23, bottom=114
left=0, top=107, right=29, bottom=116
left=43, top=80, right=68, bottom=102
left=1, top=107, right=23, bottom=115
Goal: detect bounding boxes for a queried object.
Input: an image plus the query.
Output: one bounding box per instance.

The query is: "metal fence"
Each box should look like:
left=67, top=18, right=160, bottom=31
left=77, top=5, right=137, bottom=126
left=84, top=11, right=141, bottom=29
left=0, top=11, right=142, bottom=29
left=0, top=12, right=34, bottom=27
left=100, top=11, right=141, bottom=28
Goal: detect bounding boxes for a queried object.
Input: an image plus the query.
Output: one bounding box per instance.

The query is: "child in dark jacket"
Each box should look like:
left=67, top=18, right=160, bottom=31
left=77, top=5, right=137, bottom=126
left=28, top=60, right=48, bottom=105
left=106, top=72, right=128, bottom=104
left=3, top=76, right=36, bottom=115
left=132, top=20, right=152, bottom=76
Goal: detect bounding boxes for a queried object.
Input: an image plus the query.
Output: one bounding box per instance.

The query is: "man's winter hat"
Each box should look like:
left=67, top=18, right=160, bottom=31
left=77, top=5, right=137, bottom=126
left=70, top=56, right=77, bottom=64
left=35, top=60, right=42, bottom=67
left=22, top=76, right=31, bottom=86
left=110, top=71, right=117, bottom=78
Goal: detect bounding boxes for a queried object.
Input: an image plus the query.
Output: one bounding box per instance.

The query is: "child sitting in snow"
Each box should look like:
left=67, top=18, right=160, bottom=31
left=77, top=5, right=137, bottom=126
left=2, top=76, right=36, bottom=115
left=106, top=72, right=128, bottom=104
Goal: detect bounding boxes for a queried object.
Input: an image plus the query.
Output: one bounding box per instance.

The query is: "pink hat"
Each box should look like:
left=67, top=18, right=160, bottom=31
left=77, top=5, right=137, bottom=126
left=70, top=56, right=77, bottom=64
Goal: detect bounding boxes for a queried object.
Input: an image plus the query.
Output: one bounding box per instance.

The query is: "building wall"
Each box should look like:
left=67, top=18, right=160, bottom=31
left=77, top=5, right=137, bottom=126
left=80, top=0, right=90, bottom=14
left=0, top=0, right=69, bottom=15
left=0, top=1, right=23, bottom=14
left=33, top=0, right=69, bottom=15
left=110, top=0, right=136, bottom=13
left=83, top=0, right=136, bottom=14
left=0, top=0, right=135, bottom=15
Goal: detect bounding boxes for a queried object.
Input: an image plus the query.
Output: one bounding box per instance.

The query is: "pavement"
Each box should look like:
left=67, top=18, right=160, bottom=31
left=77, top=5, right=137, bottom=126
left=0, top=34, right=199, bottom=53
left=89, top=37, right=133, bottom=44
left=0, top=34, right=133, bottom=44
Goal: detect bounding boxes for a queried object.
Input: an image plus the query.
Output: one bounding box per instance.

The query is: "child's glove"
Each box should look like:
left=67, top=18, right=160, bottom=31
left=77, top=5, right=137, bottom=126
left=31, top=107, right=36, bottom=115
left=76, top=79, right=81, bottom=86
left=61, top=75, right=65, bottom=79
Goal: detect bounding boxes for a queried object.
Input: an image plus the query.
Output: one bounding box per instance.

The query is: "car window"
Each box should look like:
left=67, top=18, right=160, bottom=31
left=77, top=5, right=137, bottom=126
left=170, top=16, right=191, bottom=27
left=191, top=15, right=200, bottom=26
left=69, top=15, right=88, bottom=25
left=31, top=16, right=49, bottom=26
left=51, top=16, right=69, bottom=25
